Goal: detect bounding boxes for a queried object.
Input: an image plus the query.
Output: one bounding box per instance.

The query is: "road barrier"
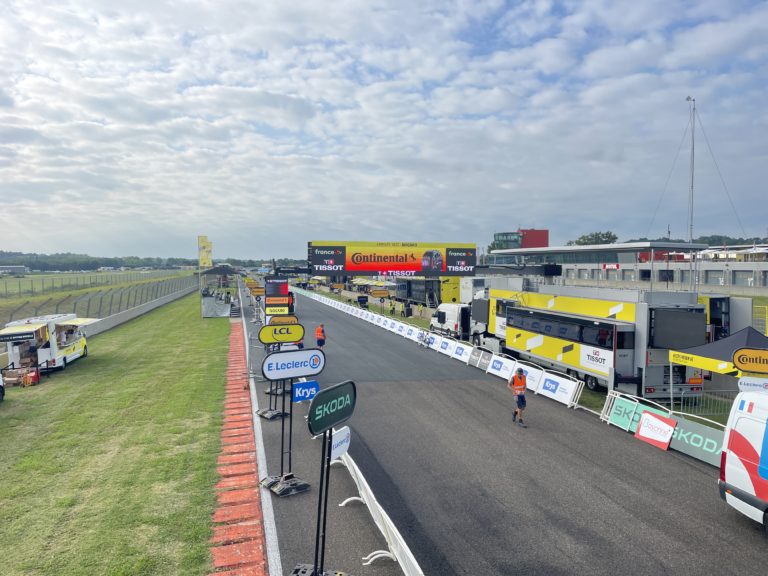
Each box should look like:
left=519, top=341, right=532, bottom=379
left=601, top=390, right=726, bottom=467
left=333, top=450, right=424, bottom=574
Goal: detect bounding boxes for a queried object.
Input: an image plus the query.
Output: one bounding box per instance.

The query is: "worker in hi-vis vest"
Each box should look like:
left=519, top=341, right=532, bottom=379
left=315, top=323, right=326, bottom=349
left=507, top=367, right=527, bottom=428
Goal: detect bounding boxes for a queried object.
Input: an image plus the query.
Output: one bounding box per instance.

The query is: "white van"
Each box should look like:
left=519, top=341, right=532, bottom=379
left=719, top=390, right=768, bottom=529
left=430, top=303, right=470, bottom=340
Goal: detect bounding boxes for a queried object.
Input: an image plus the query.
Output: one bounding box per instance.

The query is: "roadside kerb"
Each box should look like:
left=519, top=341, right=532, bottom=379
left=208, top=322, right=268, bottom=576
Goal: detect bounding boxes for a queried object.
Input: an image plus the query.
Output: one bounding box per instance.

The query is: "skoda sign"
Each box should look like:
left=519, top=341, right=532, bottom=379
left=261, top=348, right=325, bottom=381
left=307, top=380, right=356, bottom=436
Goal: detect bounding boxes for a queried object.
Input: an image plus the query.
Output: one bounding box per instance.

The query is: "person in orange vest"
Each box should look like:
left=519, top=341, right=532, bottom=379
left=507, top=367, right=527, bottom=428
left=315, top=323, right=326, bottom=349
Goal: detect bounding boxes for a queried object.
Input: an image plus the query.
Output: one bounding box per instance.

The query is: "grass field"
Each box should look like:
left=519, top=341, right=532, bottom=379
left=0, top=294, right=229, bottom=576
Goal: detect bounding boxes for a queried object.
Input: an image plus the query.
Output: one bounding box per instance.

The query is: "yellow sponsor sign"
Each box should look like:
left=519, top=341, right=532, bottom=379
left=258, top=323, right=305, bottom=344
left=265, top=306, right=289, bottom=316
left=331, top=283, right=345, bottom=290
left=733, top=348, right=768, bottom=374
left=369, top=289, right=390, bottom=298
left=269, top=315, right=299, bottom=325
left=198, top=235, right=213, bottom=268
left=250, top=287, right=266, bottom=296
left=669, top=349, right=739, bottom=375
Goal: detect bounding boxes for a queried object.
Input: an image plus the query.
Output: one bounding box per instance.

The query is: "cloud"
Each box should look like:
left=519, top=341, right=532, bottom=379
left=0, top=1, right=766, bottom=258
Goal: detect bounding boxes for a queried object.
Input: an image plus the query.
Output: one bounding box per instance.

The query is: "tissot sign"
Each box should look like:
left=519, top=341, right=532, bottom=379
left=308, top=241, right=477, bottom=276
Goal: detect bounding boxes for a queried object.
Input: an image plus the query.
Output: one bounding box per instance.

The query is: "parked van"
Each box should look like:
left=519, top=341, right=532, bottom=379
left=430, top=303, right=470, bottom=340
left=719, top=390, right=768, bottom=530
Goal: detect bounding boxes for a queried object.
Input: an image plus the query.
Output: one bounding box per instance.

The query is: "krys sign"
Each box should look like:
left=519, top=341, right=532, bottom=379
left=258, top=323, right=304, bottom=344
left=307, top=380, right=356, bottom=436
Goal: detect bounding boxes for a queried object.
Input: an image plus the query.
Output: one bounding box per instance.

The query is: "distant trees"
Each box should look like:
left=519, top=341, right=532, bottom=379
left=566, top=231, right=619, bottom=246
left=0, top=251, right=196, bottom=271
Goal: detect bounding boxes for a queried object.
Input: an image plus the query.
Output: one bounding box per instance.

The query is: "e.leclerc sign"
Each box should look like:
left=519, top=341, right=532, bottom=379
left=307, top=380, right=356, bottom=436
left=261, top=349, right=325, bottom=381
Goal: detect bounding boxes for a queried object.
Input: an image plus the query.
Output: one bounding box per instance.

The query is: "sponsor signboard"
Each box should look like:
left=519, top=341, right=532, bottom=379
left=270, top=315, right=299, bottom=325
left=452, top=343, right=472, bottom=363
left=428, top=333, right=443, bottom=351
left=370, top=289, right=390, bottom=298
left=733, top=348, right=768, bottom=374
left=635, top=412, right=677, bottom=450
left=439, top=338, right=457, bottom=356
left=669, top=415, right=724, bottom=466
left=265, top=296, right=290, bottom=306
left=198, top=235, right=212, bottom=268
left=608, top=397, right=668, bottom=432
left=308, top=241, right=477, bottom=276
left=265, top=306, right=289, bottom=316
left=249, top=287, right=266, bottom=296
left=307, top=380, right=356, bottom=436
left=330, top=426, right=352, bottom=460
left=579, top=345, right=613, bottom=375
left=486, top=355, right=516, bottom=380
left=262, top=349, right=326, bottom=381
left=537, top=373, right=580, bottom=406
left=265, top=276, right=289, bottom=296
left=292, top=380, right=320, bottom=403
left=258, top=324, right=304, bottom=344
left=738, top=376, right=768, bottom=394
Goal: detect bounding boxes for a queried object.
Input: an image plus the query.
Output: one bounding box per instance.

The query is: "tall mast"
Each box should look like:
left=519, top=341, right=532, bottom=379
left=686, top=96, right=696, bottom=291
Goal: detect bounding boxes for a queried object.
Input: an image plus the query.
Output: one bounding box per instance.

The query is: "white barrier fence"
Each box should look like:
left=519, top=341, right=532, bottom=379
left=296, top=288, right=585, bottom=409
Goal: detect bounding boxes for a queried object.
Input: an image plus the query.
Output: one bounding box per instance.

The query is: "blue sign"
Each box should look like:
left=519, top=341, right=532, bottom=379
left=455, top=346, right=465, bottom=357
left=293, top=380, right=320, bottom=403
left=491, top=359, right=502, bottom=371
left=440, top=341, right=449, bottom=350
left=542, top=378, right=559, bottom=394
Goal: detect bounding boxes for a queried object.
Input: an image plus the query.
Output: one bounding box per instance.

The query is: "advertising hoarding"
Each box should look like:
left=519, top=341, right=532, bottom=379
left=265, top=276, right=289, bottom=296
left=309, top=241, right=477, bottom=276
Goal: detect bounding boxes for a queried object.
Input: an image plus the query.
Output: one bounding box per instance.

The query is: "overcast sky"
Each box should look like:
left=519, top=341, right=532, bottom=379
left=1, top=1, right=767, bottom=260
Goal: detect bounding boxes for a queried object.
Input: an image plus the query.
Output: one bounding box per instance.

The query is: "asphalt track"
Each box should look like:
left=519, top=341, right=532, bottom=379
left=255, top=292, right=767, bottom=576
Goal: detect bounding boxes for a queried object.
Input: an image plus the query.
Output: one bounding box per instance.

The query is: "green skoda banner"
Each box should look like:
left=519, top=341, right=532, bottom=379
left=307, top=380, right=356, bottom=436
left=669, top=416, right=724, bottom=467
left=608, top=397, right=667, bottom=432
left=608, top=396, right=724, bottom=467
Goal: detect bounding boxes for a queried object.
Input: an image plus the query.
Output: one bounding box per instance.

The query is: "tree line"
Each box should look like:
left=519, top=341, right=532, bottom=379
left=0, top=251, right=282, bottom=272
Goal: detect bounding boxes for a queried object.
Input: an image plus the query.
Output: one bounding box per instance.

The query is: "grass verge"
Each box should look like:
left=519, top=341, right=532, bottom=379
left=0, top=294, right=229, bottom=576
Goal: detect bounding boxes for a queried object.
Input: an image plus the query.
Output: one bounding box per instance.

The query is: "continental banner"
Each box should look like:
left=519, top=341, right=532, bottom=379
left=309, top=241, right=476, bottom=276
left=198, top=235, right=213, bottom=268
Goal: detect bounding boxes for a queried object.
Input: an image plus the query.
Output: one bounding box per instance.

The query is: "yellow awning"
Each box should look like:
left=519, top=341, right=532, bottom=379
left=54, top=318, right=99, bottom=327
left=0, top=323, right=46, bottom=335
left=668, top=349, right=742, bottom=376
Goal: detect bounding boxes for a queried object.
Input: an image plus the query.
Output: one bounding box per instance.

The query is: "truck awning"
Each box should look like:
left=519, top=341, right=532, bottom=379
left=54, top=318, right=99, bottom=327
left=0, top=323, right=46, bottom=342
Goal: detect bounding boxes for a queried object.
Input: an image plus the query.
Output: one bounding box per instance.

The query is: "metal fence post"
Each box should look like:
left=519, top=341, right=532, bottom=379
left=33, top=297, right=53, bottom=317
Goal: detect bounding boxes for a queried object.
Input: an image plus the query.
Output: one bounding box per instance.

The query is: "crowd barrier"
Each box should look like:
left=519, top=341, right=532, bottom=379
left=295, top=288, right=585, bottom=409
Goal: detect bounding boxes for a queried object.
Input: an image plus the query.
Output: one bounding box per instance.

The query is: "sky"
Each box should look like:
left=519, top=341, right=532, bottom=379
left=1, top=0, right=767, bottom=260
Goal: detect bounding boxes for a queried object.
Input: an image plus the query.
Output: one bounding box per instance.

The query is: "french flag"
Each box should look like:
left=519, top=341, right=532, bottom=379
left=738, top=400, right=755, bottom=413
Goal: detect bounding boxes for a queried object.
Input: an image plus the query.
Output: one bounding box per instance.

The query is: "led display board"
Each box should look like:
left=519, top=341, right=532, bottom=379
left=308, top=241, right=476, bottom=277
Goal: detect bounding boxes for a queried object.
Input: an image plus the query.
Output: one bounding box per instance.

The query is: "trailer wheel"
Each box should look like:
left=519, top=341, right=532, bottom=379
left=472, top=334, right=481, bottom=346
left=585, top=375, right=600, bottom=391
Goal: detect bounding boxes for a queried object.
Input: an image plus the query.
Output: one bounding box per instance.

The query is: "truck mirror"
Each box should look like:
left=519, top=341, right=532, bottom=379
left=437, top=311, right=446, bottom=324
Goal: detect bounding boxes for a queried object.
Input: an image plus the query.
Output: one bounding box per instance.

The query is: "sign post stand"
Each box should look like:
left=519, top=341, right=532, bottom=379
left=293, top=380, right=356, bottom=576
left=259, top=351, right=326, bottom=497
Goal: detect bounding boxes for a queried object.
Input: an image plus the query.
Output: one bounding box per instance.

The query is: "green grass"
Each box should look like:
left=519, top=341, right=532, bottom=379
left=0, top=294, right=229, bottom=576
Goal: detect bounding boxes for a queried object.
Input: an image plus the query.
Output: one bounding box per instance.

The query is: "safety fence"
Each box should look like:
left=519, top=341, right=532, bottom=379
left=4, top=276, right=198, bottom=323
left=755, top=305, right=768, bottom=336
left=601, top=390, right=725, bottom=467
left=0, top=270, right=188, bottom=298
left=295, top=288, right=586, bottom=409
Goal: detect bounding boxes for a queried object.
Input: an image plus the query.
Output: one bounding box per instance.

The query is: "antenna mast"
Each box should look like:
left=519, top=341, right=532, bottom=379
left=686, top=96, right=696, bottom=291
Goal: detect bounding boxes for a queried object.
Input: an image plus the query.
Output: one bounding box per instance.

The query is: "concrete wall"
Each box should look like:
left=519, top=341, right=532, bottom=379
left=85, top=285, right=197, bottom=337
